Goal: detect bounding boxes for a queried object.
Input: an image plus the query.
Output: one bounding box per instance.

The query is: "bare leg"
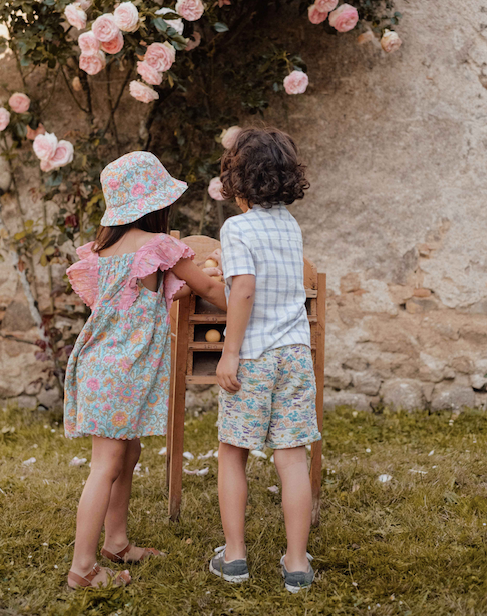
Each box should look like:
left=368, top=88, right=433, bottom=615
left=70, top=436, right=127, bottom=578
left=103, top=439, right=145, bottom=559
left=274, top=446, right=312, bottom=572
left=218, top=442, right=249, bottom=561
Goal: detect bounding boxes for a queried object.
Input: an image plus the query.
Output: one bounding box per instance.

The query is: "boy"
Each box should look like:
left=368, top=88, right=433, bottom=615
left=209, top=127, right=321, bottom=593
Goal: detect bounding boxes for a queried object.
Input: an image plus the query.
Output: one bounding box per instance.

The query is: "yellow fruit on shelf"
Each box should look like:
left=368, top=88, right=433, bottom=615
left=205, top=329, right=221, bottom=343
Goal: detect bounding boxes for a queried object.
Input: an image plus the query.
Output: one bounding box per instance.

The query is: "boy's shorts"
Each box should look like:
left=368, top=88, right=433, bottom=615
left=218, top=344, right=321, bottom=451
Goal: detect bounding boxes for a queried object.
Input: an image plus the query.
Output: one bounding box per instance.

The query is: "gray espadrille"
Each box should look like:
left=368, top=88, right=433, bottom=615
left=209, top=545, right=249, bottom=583
left=280, top=553, right=314, bottom=593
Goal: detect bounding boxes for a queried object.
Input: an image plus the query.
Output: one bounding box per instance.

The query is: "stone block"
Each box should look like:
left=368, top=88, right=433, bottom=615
left=413, top=288, right=432, bottom=298
left=185, top=386, right=218, bottom=415
left=471, top=374, right=487, bottom=391
left=381, top=379, right=424, bottom=411
left=37, top=388, right=61, bottom=409
left=431, top=384, right=475, bottom=411
left=406, top=298, right=438, bottom=314
left=323, top=388, right=372, bottom=413
left=12, top=395, right=37, bottom=410
left=352, top=371, right=381, bottom=396
left=340, top=272, right=362, bottom=294
left=323, top=366, right=352, bottom=390
left=451, top=356, right=474, bottom=374
left=1, top=301, right=36, bottom=332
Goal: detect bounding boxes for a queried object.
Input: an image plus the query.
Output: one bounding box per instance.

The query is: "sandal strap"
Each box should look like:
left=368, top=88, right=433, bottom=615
left=101, top=543, right=132, bottom=562
left=68, top=563, right=101, bottom=587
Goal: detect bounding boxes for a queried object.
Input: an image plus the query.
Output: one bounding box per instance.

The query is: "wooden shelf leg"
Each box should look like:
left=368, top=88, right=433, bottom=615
left=166, top=302, right=178, bottom=488
left=168, top=295, right=190, bottom=521
left=310, top=273, right=326, bottom=527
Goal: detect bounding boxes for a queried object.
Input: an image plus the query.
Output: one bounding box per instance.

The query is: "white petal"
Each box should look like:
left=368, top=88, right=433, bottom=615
left=250, top=450, right=267, bottom=459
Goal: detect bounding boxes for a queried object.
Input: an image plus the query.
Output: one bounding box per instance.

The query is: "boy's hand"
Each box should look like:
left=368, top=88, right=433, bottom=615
left=202, top=267, right=222, bottom=278
left=217, top=352, right=241, bottom=393
left=205, top=248, right=222, bottom=268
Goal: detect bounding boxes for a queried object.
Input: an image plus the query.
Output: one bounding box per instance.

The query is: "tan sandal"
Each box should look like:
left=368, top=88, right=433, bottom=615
left=101, top=543, right=165, bottom=564
left=67, top=563, right=131, bottom=590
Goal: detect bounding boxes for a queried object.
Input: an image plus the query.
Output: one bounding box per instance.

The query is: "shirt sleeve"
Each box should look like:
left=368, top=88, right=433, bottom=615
left=220, top=221, right=256, bottom=280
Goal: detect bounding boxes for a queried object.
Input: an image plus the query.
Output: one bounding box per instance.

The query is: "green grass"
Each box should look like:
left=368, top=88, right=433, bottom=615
left=2, top=406, right=487, bottom=615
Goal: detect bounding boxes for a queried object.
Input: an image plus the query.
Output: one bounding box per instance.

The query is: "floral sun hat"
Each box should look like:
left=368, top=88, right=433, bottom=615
left=100, top=151, right=188, bottom=226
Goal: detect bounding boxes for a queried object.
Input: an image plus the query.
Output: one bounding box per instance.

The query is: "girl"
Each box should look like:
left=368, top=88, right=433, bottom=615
left=64, top=151, right=225, bottom=590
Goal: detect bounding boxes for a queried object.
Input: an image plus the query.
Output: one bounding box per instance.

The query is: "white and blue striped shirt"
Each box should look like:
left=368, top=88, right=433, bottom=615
left=220, top=204, right=310, bottom=360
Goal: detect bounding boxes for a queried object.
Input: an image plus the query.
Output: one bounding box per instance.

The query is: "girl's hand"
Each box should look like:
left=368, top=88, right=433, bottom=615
left=217, top=352, right=241, bottom=393
left=202, top=267, right=223, bottom=279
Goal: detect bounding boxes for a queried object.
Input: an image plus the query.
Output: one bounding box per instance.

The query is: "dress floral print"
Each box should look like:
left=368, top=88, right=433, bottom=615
left=64, top=234, right=194, bottom=440
left=218, top=344, right=321, bottom=451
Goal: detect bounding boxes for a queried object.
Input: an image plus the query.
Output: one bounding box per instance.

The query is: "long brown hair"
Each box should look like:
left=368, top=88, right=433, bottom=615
left=93, top=207, right=171, bottom=253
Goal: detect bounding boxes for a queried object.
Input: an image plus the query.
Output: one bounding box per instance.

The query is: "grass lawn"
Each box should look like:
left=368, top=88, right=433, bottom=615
left=2, top=406, right=487, bottom=615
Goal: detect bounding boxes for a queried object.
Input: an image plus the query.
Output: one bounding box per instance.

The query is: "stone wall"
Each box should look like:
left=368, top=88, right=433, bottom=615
left=1, top=0, right=486, bottom=411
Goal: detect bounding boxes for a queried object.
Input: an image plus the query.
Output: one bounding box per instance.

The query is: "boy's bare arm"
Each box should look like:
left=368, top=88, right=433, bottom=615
left=217, top=274, right=256, bottom=393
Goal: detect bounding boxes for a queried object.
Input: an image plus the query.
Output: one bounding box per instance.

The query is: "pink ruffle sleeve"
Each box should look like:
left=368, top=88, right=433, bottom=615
left=66, top=242, right=99, bottom=308
left=119, top=234, right=194, bottom=321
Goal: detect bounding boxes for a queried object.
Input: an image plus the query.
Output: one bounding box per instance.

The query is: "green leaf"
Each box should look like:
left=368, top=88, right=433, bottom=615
left=153, top=17, right=168, bottom=33
left=40, top=253, right=48, bottom=267
left=14, top=231, right=26, bottom=241
left=214, top=22, right=229, bottom=33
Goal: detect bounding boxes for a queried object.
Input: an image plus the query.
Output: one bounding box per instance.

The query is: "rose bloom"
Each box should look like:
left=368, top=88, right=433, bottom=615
left=381, top=29, right=402, bottom=53
left=155, top=7, right=184, bottom=35
left=33, top=132, right=58, bottom=161
left=129, top=81, right=159, bottom=103
left=40, top=159, right=55, bottom=173
left=50, top=140, right=74, bottom=168
left=137, top=61, right=163, bottom=86
left=114, top=2, right=139, bottom=33
left=283, top=70, right=308, bottom=95
left=79, top=50, right=106, bottom=75
left=9, top=92, right=30, bottom=114
left=26, top=123, right=46, bottom=140
left=64, top=3, right=87, bottom=30
left=315, top=0, right=338, bottom=10
left=0, top=108, right=10, bottom=131
left=357, top=30, right=375, bottom=45
left=185, top=31, right=201, bottom=51
left=221, top=125, right=241, bottom=149
left=308, top=5, right=328, bottom=24
left=101, top=31, right=124, bottom=54
left=92, top=13, right=120, bottom=42
left=78, top=31, right=100, bottom=55
left=77, top=0, right=91, bottom=10
left=144, top=42, right=175, bottom=72
left=72, top=76, right=83, bottom=91
left=175, top=0, right=205, bottom=21
left=208, top=177, right=224, bottom=201
left=328, top=3, right=359, bottom=32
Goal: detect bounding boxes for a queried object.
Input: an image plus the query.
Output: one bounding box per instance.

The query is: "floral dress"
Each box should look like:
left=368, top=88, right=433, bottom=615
left=64, top=234, right=194, bottom=440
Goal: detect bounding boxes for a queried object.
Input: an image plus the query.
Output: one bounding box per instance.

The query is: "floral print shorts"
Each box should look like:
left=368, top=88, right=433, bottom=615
left=218, top=344, right=321, bottom=451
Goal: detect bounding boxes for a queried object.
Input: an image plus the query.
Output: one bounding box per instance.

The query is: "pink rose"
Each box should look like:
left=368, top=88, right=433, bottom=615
left=328, top=3, right=359, bottom=32
left=114, top=2, right=139, bottom=33
left=50, top=140, right=74, bottom=168
left=308, top=5, right=328, bottom=24
left=77, top=0, right=91, bottom=10
left=26, top=123, right=45, bottom=140
left=137, top=61, right=163, bottom=86
left=92, top=13, right=120, bottom=42
left=221, top=125, right=241, bottom=149
left=0, top=108, right=10, bottom=131
left=315, top=0, right=338, bottom=10
left=208, top=177, right=224, bottom=201
left=381, top=29, right=402, bottom=53
left=40, top=159, right=55, bottom=173
left=283, top=70, right=308, bottom=95
left=101, top=31, right=124, bottom=54
left=129, top=81, right=159, bottom=103
left=175, top=0, right=205, bottom=21
left=78, top=31, right=100, bottom=55
left=144, top=42, right=175, bottom=72
left=357, top=30, right=375, bottom=45
left=33, top=132, right=58, bottom=161
left=79, top=51, right=106, bottom=75
left=86, top=378, right=100, bottom=391
left=155, top=7, right=184, bottom=35
left=8, top=92, right=30, bottom=114
left=185, top=31, right=201, bottom=51
left=64, top=3, right=87, bottom=30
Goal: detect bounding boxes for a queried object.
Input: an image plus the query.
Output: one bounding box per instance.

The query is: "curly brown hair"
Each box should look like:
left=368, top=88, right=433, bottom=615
left=220, top=127, right=309, bottom=208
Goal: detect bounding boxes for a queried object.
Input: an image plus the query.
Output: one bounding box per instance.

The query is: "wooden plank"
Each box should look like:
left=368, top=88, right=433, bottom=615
left=189, top=314, right=228, bottom=324
left=189, top=342, right=225, bottom=351
left=186, top=375, right=219, bottom=385
left=168, top=294, right=191, bottom=521
left=181, top=235, right=221, bottom=265
left=166, top=230, right=180, bottom=488
left=310, top=273, right=326, bottom=527
left=303, top=257, right=317, bottom=290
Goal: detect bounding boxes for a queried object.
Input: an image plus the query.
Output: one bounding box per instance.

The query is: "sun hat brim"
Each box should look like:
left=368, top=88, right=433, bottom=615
left=100, top=177, right=188, bottom=227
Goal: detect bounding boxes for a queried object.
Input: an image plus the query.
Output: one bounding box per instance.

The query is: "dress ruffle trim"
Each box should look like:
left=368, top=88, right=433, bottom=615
left=66, top=242, right=99, bottom=308
left=119, top=234, right=194, bottom=320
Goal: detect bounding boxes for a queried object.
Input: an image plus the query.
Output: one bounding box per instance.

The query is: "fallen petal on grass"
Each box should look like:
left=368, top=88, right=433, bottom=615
left=183, top=467, right=209, bottom=476
left=267, top=485, right=279, bottom=494
left=378, top=474, right=392, bottom=483
left=158, top=447, right=167, bottom=456
left=428, top=450, right=435, bottom=456
left=250, top=450, right=267, bottom=459
left=69, top=456, right=87, bottom=467
left=183, top=451, right=194, bottom=461
left=409, top=469, right=428, bottom=475
left=22, top=457, right=36, bottom=466
left=198, top=450, right=214, bottom=459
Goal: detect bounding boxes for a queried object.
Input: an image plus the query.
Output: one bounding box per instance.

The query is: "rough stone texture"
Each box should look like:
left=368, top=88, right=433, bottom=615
left=1, top=1, right=487, bottom=411
left=323, top=389, right=372, bottom=413
left=382, top=379, right=425, bottom=411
